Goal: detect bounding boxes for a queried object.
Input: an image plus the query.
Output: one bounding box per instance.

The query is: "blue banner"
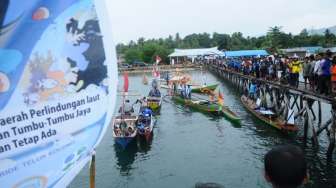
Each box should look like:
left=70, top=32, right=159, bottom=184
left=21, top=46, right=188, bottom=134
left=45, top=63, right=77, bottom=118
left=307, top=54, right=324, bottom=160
left=0, top=0, right=117, bottom=187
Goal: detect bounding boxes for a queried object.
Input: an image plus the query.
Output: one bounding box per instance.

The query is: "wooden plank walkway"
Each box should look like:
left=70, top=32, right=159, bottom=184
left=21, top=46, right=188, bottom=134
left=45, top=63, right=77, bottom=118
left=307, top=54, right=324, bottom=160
left=208, top=64, right=336, bottom=104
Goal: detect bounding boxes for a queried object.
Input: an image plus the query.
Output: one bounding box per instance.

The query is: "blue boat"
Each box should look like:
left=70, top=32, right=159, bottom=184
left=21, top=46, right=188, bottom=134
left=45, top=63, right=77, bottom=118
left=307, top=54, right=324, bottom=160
left=112, top=115, right=138, bottom=149
left=115, top=137, right=136, bottom=149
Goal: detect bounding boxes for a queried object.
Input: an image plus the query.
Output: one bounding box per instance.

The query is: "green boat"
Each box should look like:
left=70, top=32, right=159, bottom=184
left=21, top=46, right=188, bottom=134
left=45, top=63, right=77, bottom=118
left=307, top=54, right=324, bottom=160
left=221, top=106, right=241, bottom=123
left=191, top=84, right=219, bottom=93
left=172, top=95, right=222, bottom=114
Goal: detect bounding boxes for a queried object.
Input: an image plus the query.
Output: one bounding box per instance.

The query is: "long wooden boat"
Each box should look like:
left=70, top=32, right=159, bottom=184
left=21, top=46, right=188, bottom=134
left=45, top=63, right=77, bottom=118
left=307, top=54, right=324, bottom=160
left=137, top=107, right=155, bottom=142
left=222, top=106, right=241, bottom=123
left=191, top=84, right=219, bottom=93
left=240, top=95, right=298, bottom=132
left=112, top=115, right=138, bottom=148
left=172, top=95, right=222, bottom=114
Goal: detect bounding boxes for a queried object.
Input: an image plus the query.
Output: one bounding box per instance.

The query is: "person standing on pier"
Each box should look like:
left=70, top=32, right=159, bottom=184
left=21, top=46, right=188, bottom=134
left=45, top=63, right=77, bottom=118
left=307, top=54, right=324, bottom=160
left=308, top=55, right=316, bottom=90
left=314, top=54, right=323, bottom=92
left=302, top=56, right=311, bottom=89
left=289, top=56, right=301, bottom=88
left=320, top=50, right=332, bottom=95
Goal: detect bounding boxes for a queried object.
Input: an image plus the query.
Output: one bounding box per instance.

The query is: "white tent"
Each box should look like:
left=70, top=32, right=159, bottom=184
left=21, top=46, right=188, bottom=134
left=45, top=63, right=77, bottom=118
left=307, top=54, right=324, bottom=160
left=168, top=47, right=223, bottom=57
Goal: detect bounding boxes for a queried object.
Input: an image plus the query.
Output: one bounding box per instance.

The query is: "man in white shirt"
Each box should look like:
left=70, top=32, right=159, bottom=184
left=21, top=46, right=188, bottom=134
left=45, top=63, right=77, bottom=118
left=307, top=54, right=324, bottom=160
left=313, top=54, right=322, bottom=91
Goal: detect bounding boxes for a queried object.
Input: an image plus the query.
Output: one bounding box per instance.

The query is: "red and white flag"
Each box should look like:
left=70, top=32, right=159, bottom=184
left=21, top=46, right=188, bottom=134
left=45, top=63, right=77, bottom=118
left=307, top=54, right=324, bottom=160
left=155, top=55, right=162, bottom=64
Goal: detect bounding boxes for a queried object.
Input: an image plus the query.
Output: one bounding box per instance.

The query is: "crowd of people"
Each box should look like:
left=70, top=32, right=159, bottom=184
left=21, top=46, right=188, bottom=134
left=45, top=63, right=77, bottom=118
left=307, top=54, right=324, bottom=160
left=210, top=50, right=336, bottom=96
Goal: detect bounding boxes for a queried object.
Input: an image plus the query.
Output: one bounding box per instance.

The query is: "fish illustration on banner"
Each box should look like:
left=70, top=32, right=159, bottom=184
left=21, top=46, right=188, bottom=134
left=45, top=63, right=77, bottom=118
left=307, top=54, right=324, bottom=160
left=0, top=0, right=117, bottom=187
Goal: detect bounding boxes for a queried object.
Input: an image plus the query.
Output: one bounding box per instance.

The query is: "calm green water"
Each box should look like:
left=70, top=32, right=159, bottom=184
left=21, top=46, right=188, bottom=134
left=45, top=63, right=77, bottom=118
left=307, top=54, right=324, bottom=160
left=70, top=70, right=336, bottom=188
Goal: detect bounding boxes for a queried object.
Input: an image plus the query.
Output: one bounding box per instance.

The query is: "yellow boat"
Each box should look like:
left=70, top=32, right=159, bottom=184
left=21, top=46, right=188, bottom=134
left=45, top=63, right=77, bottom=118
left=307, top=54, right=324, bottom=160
left=147, top=97, right=162, bottom=112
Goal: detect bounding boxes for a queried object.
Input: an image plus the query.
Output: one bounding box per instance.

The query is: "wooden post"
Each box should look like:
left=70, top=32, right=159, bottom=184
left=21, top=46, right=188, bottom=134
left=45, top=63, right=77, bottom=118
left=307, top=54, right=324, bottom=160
left=318, top=101, right=322, bottom=127
left=327, top=104, right=336, bottom=162
left=303, top=110, right=309, bottom=146
left=90, top=153, right=96, bottom=188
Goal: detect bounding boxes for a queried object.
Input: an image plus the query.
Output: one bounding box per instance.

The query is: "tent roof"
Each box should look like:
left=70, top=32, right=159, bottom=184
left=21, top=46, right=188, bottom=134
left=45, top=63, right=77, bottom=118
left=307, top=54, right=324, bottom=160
left=224, top=50, right=269, bottom=57
left=168, top=47, right=223, bottom=57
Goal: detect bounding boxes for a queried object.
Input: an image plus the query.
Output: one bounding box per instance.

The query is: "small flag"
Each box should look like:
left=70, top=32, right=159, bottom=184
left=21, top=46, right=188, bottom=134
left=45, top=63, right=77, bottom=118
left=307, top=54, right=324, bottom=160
left=156, top=55, right=162, bottom=64
left=218, top=89, right=224, bottom=106
left=124, top=72, right=129, bottom=92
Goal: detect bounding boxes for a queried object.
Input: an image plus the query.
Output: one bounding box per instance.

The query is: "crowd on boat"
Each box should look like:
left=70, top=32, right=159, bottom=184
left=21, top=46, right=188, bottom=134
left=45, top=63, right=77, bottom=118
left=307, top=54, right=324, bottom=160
left=209, top=50, right=336, bottom=96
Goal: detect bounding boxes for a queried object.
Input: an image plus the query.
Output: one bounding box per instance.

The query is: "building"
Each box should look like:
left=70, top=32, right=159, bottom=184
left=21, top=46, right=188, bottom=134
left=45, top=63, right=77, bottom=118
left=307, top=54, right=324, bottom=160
left=280, top=46, right=323, bottom=57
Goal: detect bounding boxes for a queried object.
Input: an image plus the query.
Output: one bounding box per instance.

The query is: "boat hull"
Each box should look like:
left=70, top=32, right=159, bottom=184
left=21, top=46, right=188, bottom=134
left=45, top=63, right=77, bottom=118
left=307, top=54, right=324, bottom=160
left=222, top=106, right=241, bottom=123
left=115, top=137, right=136, bottom=149
left=191, top=84, right=219, bottom=93
left=172, top=95, right=221, bottom=114
left=240, top=95, right=298, bottom=133
left=147, top=97, right=162, bottom=113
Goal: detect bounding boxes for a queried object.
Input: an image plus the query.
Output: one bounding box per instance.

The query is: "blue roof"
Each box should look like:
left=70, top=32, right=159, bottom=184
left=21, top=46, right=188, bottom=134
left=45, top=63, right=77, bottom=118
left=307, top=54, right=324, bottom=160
left=225, top=50, right=269, bottom=57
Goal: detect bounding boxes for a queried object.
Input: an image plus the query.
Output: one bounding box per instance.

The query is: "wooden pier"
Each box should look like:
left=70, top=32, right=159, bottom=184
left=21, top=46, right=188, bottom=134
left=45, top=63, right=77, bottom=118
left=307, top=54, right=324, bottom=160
left=118, top=64, right=201, bottom=73
left=207, top=63, right=336, bottom=161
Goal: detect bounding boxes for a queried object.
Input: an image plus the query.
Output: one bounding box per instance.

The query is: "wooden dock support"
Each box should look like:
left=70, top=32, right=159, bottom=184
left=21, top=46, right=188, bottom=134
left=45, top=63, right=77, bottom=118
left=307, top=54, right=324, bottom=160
left=207, top=64, right=336, bottom=161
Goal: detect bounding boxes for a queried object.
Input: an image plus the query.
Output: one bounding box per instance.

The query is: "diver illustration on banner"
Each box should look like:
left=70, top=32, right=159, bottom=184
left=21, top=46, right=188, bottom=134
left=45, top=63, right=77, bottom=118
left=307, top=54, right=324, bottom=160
left=0, top=0, right=117, bottom=187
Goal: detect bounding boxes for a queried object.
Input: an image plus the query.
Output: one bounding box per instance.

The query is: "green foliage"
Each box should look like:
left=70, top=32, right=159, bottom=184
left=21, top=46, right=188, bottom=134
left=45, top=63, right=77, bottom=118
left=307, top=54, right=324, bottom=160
left=118, top=27, right=336, bottom=64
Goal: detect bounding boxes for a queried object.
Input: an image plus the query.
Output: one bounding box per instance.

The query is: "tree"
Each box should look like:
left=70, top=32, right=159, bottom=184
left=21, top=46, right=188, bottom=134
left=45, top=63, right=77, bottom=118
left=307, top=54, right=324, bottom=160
left=324, top=29, right=336, bottom=47
left=118, top=27, right=336, bottom=64
left=124, top=48, right=141, bottom=64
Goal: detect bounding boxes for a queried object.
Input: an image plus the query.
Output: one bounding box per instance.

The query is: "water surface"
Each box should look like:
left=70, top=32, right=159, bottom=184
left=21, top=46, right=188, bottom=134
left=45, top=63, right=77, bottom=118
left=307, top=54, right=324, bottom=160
left=70, top=70, right=336, bottom=188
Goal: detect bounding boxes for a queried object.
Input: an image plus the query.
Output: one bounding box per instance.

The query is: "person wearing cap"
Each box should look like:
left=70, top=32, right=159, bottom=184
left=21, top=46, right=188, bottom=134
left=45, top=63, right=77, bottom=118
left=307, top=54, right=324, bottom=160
left=289, top=55, right=301, bottom=88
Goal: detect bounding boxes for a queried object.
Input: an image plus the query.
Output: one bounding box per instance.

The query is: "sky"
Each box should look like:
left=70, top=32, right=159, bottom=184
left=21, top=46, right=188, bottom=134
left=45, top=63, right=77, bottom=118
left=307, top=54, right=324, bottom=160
left=105, top=0, right=336, bottom=44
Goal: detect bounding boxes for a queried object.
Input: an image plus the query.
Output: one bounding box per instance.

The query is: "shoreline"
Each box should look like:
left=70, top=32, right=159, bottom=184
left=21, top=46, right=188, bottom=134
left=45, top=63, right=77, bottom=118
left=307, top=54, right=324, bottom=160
left=118, top=64, right=202, bottom=73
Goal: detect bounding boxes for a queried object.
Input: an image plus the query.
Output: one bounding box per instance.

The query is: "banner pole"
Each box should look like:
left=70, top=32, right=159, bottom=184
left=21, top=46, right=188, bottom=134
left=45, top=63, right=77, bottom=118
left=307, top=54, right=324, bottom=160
left=90, top=153, right=96, bottom=188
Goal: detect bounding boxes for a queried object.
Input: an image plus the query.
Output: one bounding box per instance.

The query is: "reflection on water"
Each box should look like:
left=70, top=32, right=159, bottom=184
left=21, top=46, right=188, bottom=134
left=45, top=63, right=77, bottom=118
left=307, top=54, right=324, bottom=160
left=114, top=135, right=154, bottom=176
left=70, top=70, right=336, bottom=188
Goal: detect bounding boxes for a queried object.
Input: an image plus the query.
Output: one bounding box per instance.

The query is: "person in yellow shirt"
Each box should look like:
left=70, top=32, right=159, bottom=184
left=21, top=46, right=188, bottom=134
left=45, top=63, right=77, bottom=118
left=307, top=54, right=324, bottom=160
left=289, top=55, right=302, bottom=88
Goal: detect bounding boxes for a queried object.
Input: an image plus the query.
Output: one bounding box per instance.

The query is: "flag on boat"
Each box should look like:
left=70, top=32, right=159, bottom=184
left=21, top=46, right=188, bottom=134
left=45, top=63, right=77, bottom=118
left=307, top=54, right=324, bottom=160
left=0, top=0, right=117, bottom=187
left=124, top=72, right=129, bottom=92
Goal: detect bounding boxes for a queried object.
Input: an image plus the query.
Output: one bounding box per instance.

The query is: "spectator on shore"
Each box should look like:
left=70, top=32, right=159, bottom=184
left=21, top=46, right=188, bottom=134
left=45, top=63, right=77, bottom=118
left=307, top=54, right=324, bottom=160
left=331, top=56, right=336, bottom=95
left=320, top=50, right=332, bottom=95
left=264, top=145, right=308, bottom=188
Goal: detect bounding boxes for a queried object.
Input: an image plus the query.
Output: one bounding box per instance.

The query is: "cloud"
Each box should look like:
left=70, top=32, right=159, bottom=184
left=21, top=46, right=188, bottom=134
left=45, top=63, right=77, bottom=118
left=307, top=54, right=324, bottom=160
left=105, top=0, right=336, bottom=43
